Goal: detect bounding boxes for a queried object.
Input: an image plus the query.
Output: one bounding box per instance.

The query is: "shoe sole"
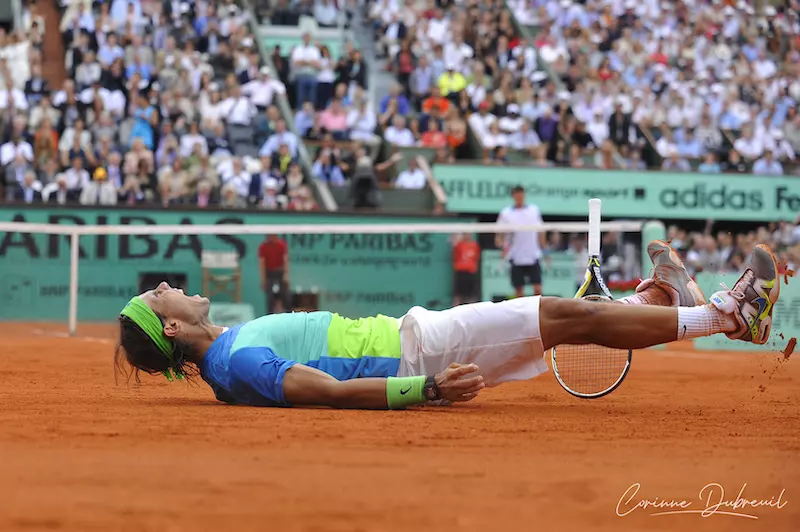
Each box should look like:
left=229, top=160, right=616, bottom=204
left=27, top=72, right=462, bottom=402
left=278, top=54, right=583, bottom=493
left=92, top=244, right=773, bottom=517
left=647, top=240, right=706, bottom=306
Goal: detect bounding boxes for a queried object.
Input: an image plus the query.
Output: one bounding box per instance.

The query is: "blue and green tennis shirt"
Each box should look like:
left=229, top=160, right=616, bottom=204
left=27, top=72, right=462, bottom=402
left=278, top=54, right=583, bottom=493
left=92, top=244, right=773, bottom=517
left=200, top=312, right=402, bottom=406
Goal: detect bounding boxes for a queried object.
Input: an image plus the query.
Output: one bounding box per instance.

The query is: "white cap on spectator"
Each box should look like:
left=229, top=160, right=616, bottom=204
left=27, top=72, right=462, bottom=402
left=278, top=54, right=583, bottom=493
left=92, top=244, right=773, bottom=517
left=445, top=62, right=457, bottom=70
left=209, top=81, right=220, bottom=92
left=138, top=79, right=149, bottom=90
left=180, top=2, right=191, bottom=13
left=764, top=6, right=777, bottom=17
left=557, top=91, right=571, bottom=101
left=263, top=176, right=279, bottom=190
left=774, top=130, right=784, bottom=139
left=560, top=0, right=572, bottom=7
left=530, top=71, right=548, bottom=83
left=507, top=103, right=521, bottom=114
left=723, top=6, right=735, bottom=15
left=242, top=37, right=254, bottom=48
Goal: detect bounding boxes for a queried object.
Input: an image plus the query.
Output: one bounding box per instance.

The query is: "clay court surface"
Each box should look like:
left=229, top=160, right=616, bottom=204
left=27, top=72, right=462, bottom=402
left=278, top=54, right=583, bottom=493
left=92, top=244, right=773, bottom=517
left=0, top=323, right=797, bottom=532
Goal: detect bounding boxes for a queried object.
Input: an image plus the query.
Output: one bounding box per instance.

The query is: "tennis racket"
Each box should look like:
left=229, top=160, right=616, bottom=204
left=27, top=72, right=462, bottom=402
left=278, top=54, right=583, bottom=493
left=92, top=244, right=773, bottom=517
left=551, top=198, right=632, bottom=399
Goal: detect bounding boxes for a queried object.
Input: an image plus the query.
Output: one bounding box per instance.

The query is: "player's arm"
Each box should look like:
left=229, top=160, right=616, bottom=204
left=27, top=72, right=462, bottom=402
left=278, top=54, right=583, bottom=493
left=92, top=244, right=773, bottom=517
left=282, top=363, right=485, bottom=409
left=258, top=255, right=267, bottom=291
left=495, top=212, right=509, bottom=254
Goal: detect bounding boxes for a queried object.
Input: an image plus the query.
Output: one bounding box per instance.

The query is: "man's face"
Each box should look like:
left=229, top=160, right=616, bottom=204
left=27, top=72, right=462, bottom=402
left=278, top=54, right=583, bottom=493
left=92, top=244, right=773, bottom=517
left=140, top=282, right=211, bottom=326
left=512, top=190, right=525, bottom=207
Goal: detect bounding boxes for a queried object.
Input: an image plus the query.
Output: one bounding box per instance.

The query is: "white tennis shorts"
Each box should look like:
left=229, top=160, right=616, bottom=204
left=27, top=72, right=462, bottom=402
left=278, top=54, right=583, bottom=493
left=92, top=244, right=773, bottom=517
left=397, top=296, right=549, bottom=387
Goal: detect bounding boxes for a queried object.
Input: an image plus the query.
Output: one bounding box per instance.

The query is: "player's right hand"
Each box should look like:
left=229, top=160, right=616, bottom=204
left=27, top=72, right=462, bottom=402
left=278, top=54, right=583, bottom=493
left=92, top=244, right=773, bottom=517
left=434, top=363, right=485, bottom=403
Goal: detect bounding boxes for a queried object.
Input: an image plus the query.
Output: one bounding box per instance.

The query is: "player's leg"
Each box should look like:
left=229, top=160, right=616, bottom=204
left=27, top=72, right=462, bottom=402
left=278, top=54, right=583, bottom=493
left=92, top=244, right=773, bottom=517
left=618, top=240, right=706, bottom=307
left=531, top=262, right=542, bottom=296
left=510, top=264, right=525, bottom=298
left=540, top=244, right=779, bottom=350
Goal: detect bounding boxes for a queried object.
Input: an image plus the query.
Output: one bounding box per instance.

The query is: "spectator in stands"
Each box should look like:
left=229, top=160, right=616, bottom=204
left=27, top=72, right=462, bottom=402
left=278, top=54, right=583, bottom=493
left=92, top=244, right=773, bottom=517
left=733, top=126, right=764, bottom=161
left=291, top=33, right=322, bottom=107
left=314, top=0, right=340, bottom=28
left=260, top=119, right=298, bottom=157
left=15, top=170, right=41, bottom=204
left=384, top=115, right=415, bottom=147
left=379, top=84, right=411, bottom=121
left=63, top=156, right=90, bottom=199
left=438, top=64, right=466, bottom=97
left=243, top=67, right=286, bottom=111
left=319, top=98, right=349, bottom=140
left=394, top=158, right=427, bottom=190
left=753, top=149, right=784, bottom=176
left=312, top=152, right=346, bottom=186
left=348, top=98, right=379, bottom=146
left=294, top=101, right=316, bottom=138
left=316, top=46, right=336, bottom=109
left=0, top=134, right=34, bottom=167
left=420, top=119, right=447, bottom=149
left=80, top=167, right=118, bottom=206
left=698, top=153, right=721, bottom=174
left=661, top=148, right=691, bottom=172
left=42, top=175, right=69, bottom=205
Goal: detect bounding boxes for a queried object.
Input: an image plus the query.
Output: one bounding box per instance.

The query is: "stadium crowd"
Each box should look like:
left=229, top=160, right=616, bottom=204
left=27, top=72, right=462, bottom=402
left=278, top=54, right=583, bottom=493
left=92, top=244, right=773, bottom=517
left=1, top=0, right=318, bottom=210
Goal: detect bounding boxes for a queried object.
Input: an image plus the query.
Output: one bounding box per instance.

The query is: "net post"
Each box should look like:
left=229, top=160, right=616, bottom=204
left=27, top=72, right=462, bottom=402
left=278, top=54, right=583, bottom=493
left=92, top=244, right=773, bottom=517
left=69, top=231, right=79, bottom=337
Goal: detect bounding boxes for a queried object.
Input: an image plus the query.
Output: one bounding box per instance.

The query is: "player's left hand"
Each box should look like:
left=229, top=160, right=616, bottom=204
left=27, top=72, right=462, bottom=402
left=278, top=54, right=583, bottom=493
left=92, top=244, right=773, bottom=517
left=434, top=363, right=485, bottom=403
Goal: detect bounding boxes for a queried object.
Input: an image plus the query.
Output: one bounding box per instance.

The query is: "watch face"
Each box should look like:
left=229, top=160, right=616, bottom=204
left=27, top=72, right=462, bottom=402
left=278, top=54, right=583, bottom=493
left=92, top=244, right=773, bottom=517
left=424, top=385, right=438, bottom=400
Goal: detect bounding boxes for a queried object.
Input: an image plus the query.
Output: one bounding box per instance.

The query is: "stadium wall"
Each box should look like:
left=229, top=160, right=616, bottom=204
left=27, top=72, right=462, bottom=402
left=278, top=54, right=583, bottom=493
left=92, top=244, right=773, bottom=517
left=0, top=207, right=467, bottom=321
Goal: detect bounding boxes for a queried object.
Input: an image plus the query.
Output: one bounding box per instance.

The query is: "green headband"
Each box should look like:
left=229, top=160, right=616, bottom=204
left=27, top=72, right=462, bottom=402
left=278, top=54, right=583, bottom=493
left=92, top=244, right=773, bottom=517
left=120, top=296, right=183, bottom=381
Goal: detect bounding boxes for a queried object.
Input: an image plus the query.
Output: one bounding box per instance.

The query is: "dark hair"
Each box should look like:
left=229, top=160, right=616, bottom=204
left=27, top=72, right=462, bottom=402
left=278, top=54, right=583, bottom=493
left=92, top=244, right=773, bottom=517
left=114, top=315, right=197, bottom=383
left=511, top=185, right=525, bottom=194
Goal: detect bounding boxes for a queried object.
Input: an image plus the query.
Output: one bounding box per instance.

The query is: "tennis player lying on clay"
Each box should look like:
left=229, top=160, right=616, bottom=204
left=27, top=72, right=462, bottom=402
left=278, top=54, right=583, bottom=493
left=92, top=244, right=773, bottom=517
left=115, top=242, right=780, bottom=409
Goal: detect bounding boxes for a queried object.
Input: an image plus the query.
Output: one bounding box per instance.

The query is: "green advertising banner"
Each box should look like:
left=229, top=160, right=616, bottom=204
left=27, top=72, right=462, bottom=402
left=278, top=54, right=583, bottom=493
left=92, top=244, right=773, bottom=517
left=693, top=273, right=800, bottom=352
left=435, top=165, right=800, bottom=221
left=0, top=207, right=460, bottom=322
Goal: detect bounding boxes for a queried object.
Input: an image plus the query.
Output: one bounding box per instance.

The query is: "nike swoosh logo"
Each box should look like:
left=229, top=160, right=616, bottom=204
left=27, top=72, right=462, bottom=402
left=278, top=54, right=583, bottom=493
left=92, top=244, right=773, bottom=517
left=681, top=324, right=687, bottom=340
left=400, top=386, right=412, bottom=395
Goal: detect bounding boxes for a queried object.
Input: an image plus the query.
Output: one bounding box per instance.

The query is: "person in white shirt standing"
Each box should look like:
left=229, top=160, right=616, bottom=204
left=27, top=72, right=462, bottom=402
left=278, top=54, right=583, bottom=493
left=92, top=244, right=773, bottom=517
left=496, top=185, right=546, bottom=297
left=291, top=33, right=322, bottom=107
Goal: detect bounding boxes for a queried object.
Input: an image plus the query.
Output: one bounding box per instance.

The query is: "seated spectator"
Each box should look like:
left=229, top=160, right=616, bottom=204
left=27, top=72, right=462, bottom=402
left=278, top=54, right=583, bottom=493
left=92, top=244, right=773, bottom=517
left=123, top=138, right=155, bottom=177
left=698, top=153, right=721, bottom=174
left=420, top=119, right=447, bottom=148
left=288, top=186, right=318, bottom=211
left=260, top=119, right=298, bottom=157
left=15, top=170, right=42, bottom=204
left=676, top=129, right=705, bottom=159
left=243, top=67, right=286, bottom=111
left=221, top=158, right=252, bottom=199
left=129, top=92, right=157, bottom=150
left=38, top=157, right=60, bottom=187
left=284, top=162, right=310, bottom=204
left=379, top=84, right=411, bottom=121
left=661, top=148, right=691, bottom=172
left=1, top=135, right=34, bottom=166
left=733, top=126, right=764, bottom=161
left=594, top=140, right=616, bottom=170
left=753, top=149, right=784, bottom=176
left=294, top=101, right=316, bottom=138
left=194, top=180, right=218, bottom=208
left=498, top=104, right=524, bottom=135
left=220, top=84, right=257, bottom=127
left=724, top=150, right=749, bottom=173
left=117, top=175, right=144, bottom=205
left=348, top=99, right=379, bottom=146
left=63, top=156, right=91, bottom=198
left=28, top=94, right=60, bottom=134
left=314, top=0, right=339, bottom=28
left=319, top=99, right=350, bottom=140
left=625, top=149, right=647, bottom=171
left=260, top=177, right=281, bottom=210
left=534, top=108, right=559, bottom=146
left=24, top=64, right=49, bottom=106
left=384, top=115, right=415, bottom=147
left=509, top=121, right=541, bottom=154
left=422, top=87, right=451, bottom=116
left=655, top=127, right=677, bottom=158
left=180, top=121, right=208, bottom=157
left=481, top=122, right=508, bottom=158
left=42, top=175, right=70, bottom=205
left=79, top=167, right=118, bottom=205
left=767, top=131, right=796, bottom=162
left=410, top=56, right=434, bottom=109
left=394, top=158, right=427, bottom=190
left=468, top=101, right=496, bottom=140
left=271, top=144, right=295, bottom=177
left=312, top=152, right=346, bottom=186
left=33, top=118, right=59, bottom=167
left=586, top=111, right=610, bottom=148
left=438, top=64, right=466, bottom=97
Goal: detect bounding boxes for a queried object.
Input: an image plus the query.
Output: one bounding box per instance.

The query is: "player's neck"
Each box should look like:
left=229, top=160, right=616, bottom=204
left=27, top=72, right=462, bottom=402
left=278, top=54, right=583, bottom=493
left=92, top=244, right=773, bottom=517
left=185, top=323, right=227, bottom=363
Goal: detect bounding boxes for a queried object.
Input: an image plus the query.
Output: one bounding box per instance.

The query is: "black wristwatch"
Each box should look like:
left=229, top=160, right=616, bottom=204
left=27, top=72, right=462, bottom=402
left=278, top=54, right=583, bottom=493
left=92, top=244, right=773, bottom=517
left=424, top=375, right=441, bottom=401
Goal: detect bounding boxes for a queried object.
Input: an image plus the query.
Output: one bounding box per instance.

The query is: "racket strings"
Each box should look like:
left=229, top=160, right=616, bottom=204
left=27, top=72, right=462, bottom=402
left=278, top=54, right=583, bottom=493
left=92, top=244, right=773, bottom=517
left=553, top=344, right=630, bottom=395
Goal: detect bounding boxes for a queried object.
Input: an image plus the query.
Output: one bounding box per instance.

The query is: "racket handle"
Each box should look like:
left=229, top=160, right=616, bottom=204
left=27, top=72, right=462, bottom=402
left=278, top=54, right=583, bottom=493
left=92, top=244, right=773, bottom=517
left=588, top=198, right=601, bottom=257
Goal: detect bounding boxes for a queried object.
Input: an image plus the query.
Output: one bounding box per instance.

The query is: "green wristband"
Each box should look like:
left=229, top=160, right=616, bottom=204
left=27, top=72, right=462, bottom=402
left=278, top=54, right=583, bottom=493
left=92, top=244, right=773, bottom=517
left=386, top=376, right=427, bottom=409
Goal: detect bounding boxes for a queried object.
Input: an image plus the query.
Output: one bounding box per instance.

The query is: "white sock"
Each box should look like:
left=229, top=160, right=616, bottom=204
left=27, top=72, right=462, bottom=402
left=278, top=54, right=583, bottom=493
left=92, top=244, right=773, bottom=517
left=619, top=285, right=673, bottom=306
left=677, top=306, right=736, bottom=340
